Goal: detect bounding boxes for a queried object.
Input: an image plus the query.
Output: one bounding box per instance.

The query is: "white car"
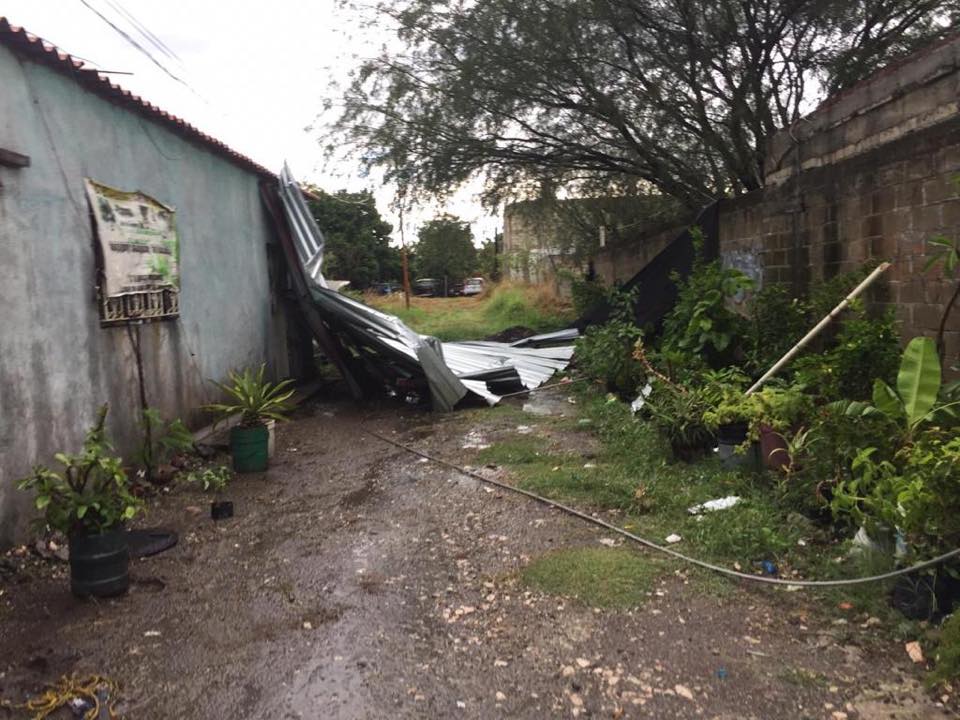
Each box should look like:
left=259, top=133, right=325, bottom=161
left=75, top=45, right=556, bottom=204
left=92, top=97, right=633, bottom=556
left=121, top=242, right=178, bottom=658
left=462, top=277, right=485, bottom=296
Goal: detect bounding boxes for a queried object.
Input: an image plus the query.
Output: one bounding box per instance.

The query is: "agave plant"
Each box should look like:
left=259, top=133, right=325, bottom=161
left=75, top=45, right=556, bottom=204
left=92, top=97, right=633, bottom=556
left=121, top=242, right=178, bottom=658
left=205, top=364, right=295, bottom=428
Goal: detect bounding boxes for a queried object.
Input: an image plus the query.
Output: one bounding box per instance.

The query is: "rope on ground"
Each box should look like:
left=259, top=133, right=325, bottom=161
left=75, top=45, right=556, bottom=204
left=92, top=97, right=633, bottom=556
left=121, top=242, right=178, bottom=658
left=367, top=429, right=960, bottom=588
left=16, top=674, right=119, bottom=720
left=494, top=376, right=590, bottom=399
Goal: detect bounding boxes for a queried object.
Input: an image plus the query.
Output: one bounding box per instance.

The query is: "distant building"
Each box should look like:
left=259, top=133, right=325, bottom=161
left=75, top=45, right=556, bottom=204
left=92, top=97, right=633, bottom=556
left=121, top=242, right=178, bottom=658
left=501, top=196, right=686, bottom=287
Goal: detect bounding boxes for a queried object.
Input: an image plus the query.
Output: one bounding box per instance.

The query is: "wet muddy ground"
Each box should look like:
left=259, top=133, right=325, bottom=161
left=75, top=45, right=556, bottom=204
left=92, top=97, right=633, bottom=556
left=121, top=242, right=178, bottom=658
left=0, top=391, right=954, bottom=719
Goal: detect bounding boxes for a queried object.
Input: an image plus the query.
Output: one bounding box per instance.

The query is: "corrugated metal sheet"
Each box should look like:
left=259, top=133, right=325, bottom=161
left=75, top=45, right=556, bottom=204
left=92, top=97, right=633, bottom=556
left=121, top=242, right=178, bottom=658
left=276, top=166, right=578, bottom=410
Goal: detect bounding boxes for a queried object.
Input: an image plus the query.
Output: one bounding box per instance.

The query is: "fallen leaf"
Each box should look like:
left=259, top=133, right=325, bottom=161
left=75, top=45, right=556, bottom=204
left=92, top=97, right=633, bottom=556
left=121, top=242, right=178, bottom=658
left=905, top=641, right=924, bottom=663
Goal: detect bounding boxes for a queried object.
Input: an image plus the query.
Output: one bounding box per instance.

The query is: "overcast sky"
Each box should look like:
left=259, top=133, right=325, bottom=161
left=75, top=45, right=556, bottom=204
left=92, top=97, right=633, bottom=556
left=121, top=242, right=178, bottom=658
left=1, top=0, right=501, bottom=243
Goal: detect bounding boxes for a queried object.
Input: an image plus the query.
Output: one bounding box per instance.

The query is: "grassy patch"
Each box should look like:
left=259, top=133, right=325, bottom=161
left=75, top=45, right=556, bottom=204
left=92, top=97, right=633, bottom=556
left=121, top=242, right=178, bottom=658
left=476, top=436, right=550, bottom=465
left=932, top=612, right=960, bottom=684
left=778, top=667, right=829, bottom=688
left=366, top=282, right=573, bottom=341
left=522, top=547, right=661, bottom=608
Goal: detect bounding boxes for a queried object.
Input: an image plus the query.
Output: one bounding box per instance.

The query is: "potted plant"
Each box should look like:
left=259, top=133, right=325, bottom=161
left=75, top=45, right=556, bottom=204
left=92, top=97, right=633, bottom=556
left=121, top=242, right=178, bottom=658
left=644, top=382, right=716, bottom=462
left=185, top=465, right=233, bottom=519
left=204, top=364, right=294, bottom=473
left=16, top=405, right=143, bottom=597
left=704, top=386, right=813, bottom=471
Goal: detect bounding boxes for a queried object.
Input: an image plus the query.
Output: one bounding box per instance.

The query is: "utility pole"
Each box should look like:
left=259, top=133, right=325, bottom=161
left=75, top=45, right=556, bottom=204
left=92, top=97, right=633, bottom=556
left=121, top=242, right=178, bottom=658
left=399, top=204, right=411, bottom=309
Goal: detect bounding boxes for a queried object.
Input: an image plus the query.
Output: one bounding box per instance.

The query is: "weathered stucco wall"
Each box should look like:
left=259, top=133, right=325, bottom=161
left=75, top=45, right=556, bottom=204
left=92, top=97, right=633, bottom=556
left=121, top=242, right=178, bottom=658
left=592, top=224, right=684, bottom=287
left=0, top=43, right=290, bottom=544
left=719, top=36, right=960, bottom=368
left=502, top=201, right=685, bottom=289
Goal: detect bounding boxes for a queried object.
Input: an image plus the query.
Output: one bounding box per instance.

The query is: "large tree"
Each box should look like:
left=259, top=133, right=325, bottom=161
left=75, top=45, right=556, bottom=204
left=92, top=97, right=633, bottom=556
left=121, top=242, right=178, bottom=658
left=306, top=189, right=400, bottom=290
left=413, top=215, right=478, bottom=289
left=332, top=0, right=957, bottom=209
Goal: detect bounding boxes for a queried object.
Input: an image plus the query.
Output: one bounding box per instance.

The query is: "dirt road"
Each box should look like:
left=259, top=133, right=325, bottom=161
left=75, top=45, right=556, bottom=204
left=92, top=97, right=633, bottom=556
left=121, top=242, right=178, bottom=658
left=0, top=394, right=951, bottom=718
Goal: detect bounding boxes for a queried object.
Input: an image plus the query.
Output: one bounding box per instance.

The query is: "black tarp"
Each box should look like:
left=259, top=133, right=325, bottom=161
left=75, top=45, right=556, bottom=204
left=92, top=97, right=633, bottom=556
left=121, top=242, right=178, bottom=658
left=574, top=201, right=720, bottom=332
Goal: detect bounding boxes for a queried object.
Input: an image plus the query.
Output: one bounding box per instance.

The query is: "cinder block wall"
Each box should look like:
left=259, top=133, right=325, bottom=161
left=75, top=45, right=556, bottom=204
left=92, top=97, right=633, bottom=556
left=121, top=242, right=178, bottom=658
left=718, top=35, right=960, bottom=367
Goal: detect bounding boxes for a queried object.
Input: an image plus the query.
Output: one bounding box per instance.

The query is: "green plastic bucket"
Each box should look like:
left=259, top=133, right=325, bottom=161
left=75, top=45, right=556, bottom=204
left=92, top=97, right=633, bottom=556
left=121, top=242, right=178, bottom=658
left=231, top=424, right=269, bottom=473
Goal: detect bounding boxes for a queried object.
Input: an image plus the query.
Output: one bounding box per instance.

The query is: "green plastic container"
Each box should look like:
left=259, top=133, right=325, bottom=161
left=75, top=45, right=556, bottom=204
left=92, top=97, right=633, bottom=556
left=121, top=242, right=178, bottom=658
left=231, top=424, right=269, bottom=473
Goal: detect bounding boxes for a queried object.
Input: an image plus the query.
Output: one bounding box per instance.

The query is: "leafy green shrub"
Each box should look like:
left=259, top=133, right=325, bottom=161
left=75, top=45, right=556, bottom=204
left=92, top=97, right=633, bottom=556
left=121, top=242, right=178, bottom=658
left=185, top=465, right=232, bottom=494
left=830, top=338, right=960, bottom=557
left=747, top=284, right=808, bottom=372
left=703, top=385, right=814, bottom=444
left=661, top=228, right=753, bottom=367
left=138, top=408, right=193, bottom=479
left=933, top=612, right=960, bottom=684
left=570, top=276, right=607, bottom=316
left=574, top=287, right=643, bottom=394
left=643, top=381, right=716, bottom=461
left=16, top=405, right=143, bottom=536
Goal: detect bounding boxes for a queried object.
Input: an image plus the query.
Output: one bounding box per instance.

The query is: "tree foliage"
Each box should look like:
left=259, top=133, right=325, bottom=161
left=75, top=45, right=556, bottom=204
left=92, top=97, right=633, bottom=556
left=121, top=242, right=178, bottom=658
left=477, top=234, right=502, bottom=280
left=306, top=188, right=400, bottom=289
left=332, top=0, right=956, bottom=208
left=413, top=214, right=477, bottom=285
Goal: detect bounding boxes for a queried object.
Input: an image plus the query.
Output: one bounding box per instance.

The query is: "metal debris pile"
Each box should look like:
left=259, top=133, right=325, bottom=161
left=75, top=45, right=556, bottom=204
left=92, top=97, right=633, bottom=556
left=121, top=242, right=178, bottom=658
left=272, top=166, right=577, bottom=411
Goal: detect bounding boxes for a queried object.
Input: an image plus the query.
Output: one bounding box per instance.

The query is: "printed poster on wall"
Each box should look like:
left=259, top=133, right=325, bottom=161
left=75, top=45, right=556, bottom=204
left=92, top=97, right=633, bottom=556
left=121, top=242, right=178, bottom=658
left=84, top=178, right=180, bottom=322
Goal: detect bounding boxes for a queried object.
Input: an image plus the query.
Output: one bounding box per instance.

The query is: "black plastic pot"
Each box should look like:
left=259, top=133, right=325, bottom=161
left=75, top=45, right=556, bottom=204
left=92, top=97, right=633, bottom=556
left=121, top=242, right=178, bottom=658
left=716, top=421, right=748, bottom=445
left=211, top=500, right=234, bottom=520
left=716, top=422, right=757, bottom=470
left=69, top=529, right=129, bottom=598
left=670, top=438, right=713, bottom=463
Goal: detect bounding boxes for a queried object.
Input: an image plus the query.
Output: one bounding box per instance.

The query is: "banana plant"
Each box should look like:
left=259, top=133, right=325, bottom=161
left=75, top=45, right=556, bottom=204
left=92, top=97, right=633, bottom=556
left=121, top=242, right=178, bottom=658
left=838, top=337, right=957, bottom=436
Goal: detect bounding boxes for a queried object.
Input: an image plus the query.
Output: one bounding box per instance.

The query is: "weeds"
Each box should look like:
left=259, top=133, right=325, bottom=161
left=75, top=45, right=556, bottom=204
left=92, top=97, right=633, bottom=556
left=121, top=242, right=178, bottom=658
left=367, top=282, right=573, bottom=340
left=521, top=547, right=661, bottom=608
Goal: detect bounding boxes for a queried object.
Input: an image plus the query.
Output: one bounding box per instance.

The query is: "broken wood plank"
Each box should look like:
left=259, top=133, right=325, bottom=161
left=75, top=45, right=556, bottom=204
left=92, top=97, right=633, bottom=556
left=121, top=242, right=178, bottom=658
left=0, top=147, right=30, bottom=168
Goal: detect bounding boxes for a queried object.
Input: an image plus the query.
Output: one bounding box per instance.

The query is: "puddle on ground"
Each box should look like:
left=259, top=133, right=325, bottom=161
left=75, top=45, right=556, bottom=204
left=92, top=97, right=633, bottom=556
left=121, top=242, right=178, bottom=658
left=522, top=393, right=569, bottom=417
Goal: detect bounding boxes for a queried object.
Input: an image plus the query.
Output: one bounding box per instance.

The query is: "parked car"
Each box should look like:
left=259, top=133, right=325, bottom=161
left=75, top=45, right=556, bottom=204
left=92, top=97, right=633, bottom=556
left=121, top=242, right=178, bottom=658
left=462, top=277, right=485, bottom=296
left=375, top=282, right=402, bottom=295
left=412, top=278, right=439, bottom=296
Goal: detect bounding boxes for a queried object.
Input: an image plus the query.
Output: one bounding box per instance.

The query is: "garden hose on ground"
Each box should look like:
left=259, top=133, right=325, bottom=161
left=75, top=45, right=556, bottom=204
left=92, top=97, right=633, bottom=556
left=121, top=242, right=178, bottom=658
left=9, top=674, right=120, bottom=719
left=366, top=429, right=960, bottom=588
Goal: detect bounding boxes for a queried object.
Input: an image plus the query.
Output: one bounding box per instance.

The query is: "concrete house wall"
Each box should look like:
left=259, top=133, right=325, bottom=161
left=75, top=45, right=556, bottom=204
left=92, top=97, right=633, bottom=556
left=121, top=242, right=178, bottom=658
left=0, top=40, right=293, bottom=544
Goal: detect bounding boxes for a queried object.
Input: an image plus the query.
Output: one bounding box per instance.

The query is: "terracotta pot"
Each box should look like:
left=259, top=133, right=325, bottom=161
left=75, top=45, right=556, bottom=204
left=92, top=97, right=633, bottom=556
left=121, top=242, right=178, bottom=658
left=759, top=424, right=790, bottom=472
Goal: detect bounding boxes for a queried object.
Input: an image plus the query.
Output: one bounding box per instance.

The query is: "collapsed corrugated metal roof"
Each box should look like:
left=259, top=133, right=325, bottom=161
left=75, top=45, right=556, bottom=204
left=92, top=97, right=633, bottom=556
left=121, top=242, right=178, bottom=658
left=274, top=165, right=577, bottom=411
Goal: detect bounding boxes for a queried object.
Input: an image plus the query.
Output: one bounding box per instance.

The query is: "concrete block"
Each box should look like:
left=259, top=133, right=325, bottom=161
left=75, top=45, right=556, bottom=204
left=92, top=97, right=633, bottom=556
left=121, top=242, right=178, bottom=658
left=896, top=180, right=923, bottom=209
left=923, top=177, right=953, bottom=205
left=913, top=304, right=944, bottom=331
left=942, top=200, right=960, bottom=229
left=861, top=214, right=884, bottom=238
left=906, top=155, right=935, bottom=181
left=912, top=204, right=944, bottom=233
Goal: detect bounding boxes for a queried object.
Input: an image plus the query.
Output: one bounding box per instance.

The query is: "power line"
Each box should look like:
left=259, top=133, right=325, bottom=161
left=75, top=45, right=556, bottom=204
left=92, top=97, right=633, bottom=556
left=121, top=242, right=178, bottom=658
left=77, top=0, right=190, bottom=90
left=100, top=0, right=182, bottom=64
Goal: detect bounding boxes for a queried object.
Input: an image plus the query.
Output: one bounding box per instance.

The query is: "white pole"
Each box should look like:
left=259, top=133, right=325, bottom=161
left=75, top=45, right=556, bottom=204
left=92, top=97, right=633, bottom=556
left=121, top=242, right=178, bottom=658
left=744, top=262, right=892, bottom=396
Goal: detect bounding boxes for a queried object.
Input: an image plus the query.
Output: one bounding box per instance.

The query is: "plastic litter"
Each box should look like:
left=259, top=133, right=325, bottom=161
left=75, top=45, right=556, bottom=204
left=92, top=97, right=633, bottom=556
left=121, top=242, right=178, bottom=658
left=716, top=667, right=728, bottom=680
left=687, top=496, right=741, bottom=515
left=630, top=383, right=653, bottom=413
left=761, top=561, right=778, bottom=576
left=665, top=534, right=682, bottom=544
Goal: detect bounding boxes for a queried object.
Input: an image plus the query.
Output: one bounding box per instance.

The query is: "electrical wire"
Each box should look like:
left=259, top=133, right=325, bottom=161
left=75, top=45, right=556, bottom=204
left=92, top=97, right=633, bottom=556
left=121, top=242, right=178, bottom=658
left=101, top=0, right=182, bottom=63
left=77, top=0, right=191, bottom=90
left=366, top=429, right=960, bottom=588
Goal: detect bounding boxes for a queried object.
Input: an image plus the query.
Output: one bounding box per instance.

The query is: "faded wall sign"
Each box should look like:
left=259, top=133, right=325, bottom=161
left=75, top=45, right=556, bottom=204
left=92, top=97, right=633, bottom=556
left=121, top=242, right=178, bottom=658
left=84, top=179, right=180, bottom=323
